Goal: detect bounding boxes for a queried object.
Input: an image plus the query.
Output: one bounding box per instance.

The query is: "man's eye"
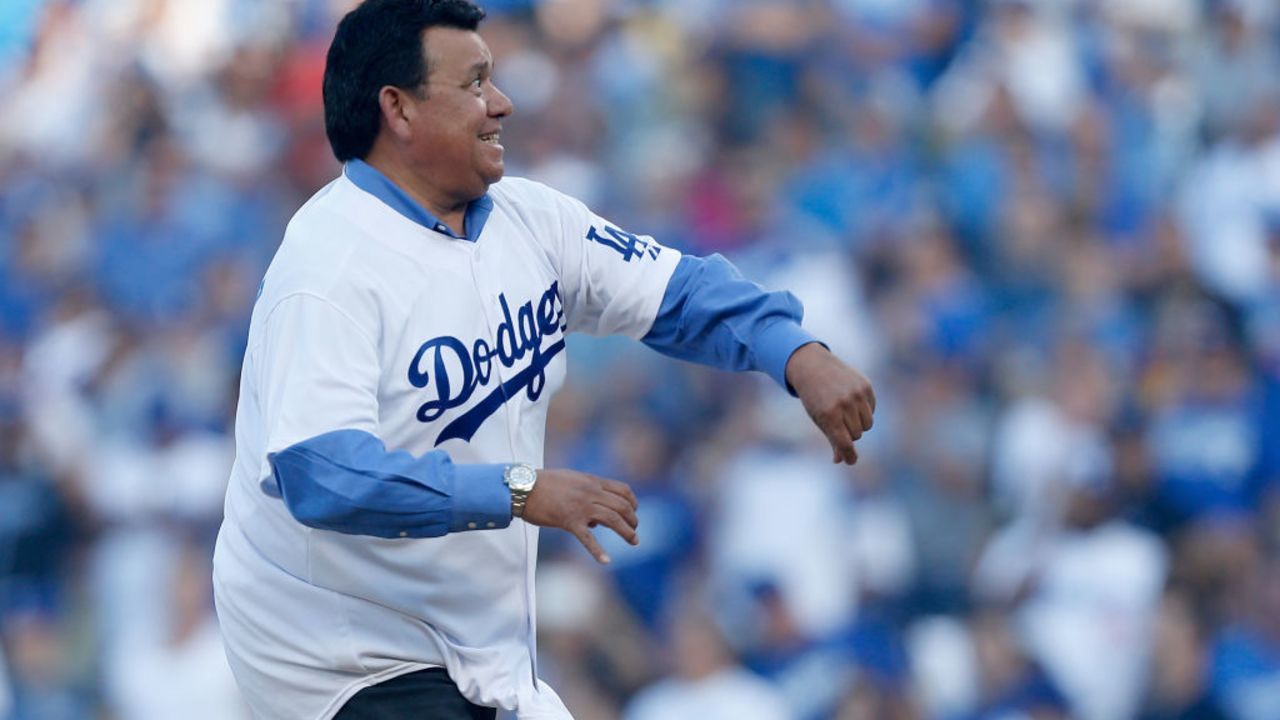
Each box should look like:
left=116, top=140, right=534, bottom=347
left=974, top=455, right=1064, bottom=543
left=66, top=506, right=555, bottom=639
left=470, top=78, right=483, bottom=89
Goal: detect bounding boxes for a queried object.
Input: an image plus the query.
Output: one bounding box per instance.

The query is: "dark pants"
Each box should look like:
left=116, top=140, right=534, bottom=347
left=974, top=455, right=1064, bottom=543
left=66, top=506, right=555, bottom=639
left=335, top=668, right=496, bottom=720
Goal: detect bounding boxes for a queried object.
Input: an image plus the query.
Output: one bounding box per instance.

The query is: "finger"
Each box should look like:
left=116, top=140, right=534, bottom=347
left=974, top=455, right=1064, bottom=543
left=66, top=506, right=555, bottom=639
left=843, top=402, right=868, bottom=438
left=867, top=385, right=877, bottom=413
left=824, top=419, right=856, bottom=465
left=572, top=525, right=611, bottom=564
left=829, top=415, right=860, bottom=466
left=843, top=407, right=864, bottom=441
left=592, top=506, right=639, bottom=546
left=857, top=400, right=874, bottom=433
left=595, top=493, right=639, bottom=530
left=600, top=479, right=638, bottom=509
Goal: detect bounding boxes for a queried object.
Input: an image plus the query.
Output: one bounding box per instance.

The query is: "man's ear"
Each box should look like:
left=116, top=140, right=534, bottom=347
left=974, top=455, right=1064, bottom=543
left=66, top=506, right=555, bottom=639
left=378, top=86, right=414, bottom=142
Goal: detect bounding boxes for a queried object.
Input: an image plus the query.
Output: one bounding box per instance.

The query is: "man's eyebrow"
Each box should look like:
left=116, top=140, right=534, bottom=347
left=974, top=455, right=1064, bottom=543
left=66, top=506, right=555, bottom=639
left=467, top=59, right=491, bottom=75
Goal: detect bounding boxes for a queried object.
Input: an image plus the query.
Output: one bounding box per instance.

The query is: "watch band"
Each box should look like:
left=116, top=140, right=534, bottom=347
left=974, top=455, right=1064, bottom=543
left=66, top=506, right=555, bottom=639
left=510, top=484, right=530, bottom=518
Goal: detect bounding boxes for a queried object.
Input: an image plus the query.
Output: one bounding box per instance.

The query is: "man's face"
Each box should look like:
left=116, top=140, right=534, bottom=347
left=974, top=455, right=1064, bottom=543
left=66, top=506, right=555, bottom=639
left=407, top=27, right=513, bottom=204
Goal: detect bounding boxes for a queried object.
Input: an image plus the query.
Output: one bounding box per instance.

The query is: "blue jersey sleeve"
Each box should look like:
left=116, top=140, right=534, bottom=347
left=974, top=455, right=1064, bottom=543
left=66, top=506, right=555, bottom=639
left=264, top=429, right=512, bottom=538
left=642, top=254, right=819, bottom=392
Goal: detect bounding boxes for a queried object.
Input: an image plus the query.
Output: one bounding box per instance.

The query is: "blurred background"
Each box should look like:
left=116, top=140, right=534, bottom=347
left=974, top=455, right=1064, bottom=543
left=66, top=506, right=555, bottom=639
left=1, top=0, right=1279, bottom=718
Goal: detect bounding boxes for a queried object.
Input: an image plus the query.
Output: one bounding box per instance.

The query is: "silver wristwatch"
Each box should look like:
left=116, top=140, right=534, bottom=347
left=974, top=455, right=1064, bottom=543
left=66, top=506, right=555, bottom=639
left=503, top=463, right=537, bottom=518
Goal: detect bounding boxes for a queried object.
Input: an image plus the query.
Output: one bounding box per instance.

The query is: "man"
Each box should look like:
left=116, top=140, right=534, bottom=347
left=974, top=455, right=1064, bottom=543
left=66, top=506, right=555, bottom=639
left=211, top=1, right=875, bottom=718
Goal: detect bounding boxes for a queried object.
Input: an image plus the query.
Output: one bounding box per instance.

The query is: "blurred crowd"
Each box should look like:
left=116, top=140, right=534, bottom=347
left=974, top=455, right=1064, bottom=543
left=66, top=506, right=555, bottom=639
left=2, top=0, right=1279, bottom=718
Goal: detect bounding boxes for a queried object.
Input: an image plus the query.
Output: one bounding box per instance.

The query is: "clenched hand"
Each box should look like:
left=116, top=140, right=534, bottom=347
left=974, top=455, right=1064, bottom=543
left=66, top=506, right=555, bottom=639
left=521, top=469, right=639, bottom=564
left=785, top=342, right=876, bottom=465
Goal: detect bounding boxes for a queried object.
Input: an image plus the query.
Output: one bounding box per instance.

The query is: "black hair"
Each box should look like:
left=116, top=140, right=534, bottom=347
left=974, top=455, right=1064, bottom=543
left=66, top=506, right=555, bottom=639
left=323, top=0, right=486, bottom=161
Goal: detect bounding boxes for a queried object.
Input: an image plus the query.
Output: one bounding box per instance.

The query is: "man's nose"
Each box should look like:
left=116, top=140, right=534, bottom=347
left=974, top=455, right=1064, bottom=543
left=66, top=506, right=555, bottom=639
left=489, top=84, right=514, bottom=117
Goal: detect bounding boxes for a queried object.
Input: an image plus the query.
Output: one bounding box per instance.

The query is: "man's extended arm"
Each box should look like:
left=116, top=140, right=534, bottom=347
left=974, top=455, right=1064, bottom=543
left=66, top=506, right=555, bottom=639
left=642, top=254, right=875, bottom=464
left=642, top=254, right=816, bottom=388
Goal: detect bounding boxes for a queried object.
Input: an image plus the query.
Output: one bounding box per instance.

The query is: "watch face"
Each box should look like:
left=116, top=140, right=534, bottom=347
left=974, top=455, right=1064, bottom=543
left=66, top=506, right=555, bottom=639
left=507, top=464, right=537, bottom=491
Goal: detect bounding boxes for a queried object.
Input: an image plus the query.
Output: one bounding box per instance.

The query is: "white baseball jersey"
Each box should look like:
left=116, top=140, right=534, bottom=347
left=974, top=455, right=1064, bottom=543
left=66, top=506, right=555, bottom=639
left=212, top=167, right=680, bottom=719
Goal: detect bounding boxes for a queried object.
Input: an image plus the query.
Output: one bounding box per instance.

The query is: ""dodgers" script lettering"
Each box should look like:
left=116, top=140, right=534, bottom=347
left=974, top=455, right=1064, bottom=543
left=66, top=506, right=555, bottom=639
left=407, top=281, right=567, bottom=445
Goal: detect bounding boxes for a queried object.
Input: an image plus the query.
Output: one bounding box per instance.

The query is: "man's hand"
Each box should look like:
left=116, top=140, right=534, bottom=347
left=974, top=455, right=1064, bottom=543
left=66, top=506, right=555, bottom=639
left=785, top=342, right=876, bottom=465
left=521, top=469, right=639, bottom=564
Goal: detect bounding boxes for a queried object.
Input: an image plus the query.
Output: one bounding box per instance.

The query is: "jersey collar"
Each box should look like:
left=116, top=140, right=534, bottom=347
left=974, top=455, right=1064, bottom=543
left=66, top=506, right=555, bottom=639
left=344, top=159, right=493, bottom=243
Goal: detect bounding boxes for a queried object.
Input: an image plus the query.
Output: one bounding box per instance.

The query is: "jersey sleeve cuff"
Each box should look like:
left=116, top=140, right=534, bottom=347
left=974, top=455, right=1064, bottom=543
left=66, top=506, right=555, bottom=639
left=449, top=464, right=513, bottom=532
left=755, top=321, right=822, bottom=395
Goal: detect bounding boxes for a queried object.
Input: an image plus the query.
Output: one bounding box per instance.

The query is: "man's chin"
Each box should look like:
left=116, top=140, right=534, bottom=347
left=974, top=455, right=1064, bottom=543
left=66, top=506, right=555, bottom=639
left=482, top=165, right=505, bottom=187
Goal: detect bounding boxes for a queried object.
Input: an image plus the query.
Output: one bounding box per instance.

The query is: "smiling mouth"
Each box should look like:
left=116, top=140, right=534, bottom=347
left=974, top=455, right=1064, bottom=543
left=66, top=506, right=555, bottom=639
left=480, top=132, right=501, bottom=145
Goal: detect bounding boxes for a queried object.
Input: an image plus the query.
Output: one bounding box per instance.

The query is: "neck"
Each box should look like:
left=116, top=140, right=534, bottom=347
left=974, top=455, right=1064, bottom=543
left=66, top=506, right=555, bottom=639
left=363, top=145, right=468, bottom=235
